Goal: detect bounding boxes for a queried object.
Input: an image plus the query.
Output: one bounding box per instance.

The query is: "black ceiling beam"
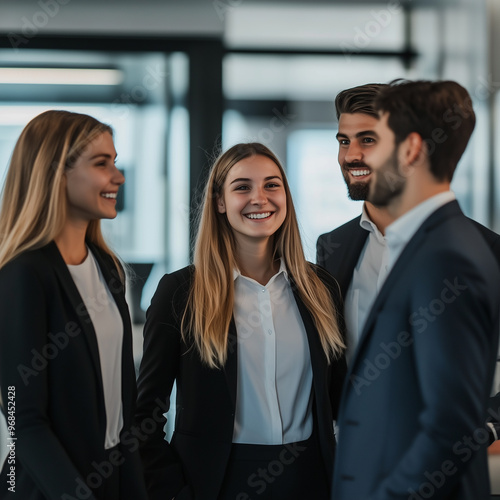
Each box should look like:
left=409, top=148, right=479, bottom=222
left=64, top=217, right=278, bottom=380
left=0, top=33, right=220, bottom=52
left=0, top=33, right=417, bottom=64
left=228, top=48, right=417, bottom=58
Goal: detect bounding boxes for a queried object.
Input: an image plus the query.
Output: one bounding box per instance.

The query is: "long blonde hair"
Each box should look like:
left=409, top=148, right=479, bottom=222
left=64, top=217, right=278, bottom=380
left=0, top=110, right=121, bottom=274
left=182, top=143, right=345, bottom=368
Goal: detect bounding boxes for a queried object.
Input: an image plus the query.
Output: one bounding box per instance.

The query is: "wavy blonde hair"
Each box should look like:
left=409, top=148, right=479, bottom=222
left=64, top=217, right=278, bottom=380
left=182, top=143, right=345, bottom=368
left=0, top=110, right=121, bottom=274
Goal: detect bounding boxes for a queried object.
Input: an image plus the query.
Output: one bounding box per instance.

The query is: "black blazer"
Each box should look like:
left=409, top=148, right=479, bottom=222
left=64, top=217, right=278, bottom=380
left=330, top=202, right=500, bottom=499
left=316, top=215, right=366, bottom=299
left=135, top=264, right=347, bottom=500
left=0, top=242, right=148, bottom=500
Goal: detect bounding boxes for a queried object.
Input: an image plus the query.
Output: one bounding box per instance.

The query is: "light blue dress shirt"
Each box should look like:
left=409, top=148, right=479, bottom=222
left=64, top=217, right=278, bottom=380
left=384, top=191, right=456, bottom=273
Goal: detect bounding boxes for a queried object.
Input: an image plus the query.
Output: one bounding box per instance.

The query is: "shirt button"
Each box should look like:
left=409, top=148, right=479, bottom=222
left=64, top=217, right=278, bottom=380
left=268, top=329, right=273, bottom=335
left=262, top=289, right=266, bottom=293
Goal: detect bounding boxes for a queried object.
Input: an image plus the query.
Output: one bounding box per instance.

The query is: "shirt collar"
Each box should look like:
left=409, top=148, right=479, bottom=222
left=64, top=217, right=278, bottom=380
left=385, top=191, right=456, bottom=249
left=233, top=257, right=289, bottom=284
left=359, top=203, right=385, bottom=243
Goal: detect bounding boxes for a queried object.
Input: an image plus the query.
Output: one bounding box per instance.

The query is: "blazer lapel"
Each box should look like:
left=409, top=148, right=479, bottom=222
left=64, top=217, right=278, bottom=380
left=224, top=318, right=238, bottom=410
left=291, top=283, right=328, bottom=396
left=43, top=242, right=105, bottom=406
left=349, top=201, right=463, bottom=372
left=332, top=218, right=369, bottom=298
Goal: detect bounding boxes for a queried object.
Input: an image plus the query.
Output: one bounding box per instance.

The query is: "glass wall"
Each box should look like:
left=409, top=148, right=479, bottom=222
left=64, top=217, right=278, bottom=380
left=0, top=49, right=190, bottom=458
left=223, top=53, right=409, bottom=261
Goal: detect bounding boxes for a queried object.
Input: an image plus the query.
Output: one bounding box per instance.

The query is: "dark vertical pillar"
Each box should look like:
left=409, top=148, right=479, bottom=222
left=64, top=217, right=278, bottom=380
left=403, top=6, right=414, bottom=71
left=187, top=40, right=224, bottom=255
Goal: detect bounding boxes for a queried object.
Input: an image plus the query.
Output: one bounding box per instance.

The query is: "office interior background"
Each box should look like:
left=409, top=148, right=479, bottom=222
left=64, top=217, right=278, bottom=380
left=1, top=0, right=500, bottom=491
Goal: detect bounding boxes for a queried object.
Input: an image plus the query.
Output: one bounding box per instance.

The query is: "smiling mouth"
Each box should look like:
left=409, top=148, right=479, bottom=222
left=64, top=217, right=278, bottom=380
left=349, top=168, right=371, bottom=178
left=245, top=212, right=272, bottom=220
left=101, top=192, right=118, bottom=199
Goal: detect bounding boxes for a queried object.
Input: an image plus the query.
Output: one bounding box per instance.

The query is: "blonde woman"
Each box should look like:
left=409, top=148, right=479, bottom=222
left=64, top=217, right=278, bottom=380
left=0, top=111, right=148, bottom=500
left=136, top=143, right=346, bottom=500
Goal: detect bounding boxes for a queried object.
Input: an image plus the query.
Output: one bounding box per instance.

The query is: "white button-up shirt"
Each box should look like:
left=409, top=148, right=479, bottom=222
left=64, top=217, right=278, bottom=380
left=232, top=260, right=313, bottom=445
left=344, top=204, right=389, bottom=365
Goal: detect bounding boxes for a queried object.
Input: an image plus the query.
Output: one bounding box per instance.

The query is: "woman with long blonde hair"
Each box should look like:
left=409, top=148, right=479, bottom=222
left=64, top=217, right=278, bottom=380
left=0, top=110, right=148, bottom=500
left=136, top=142, right=346, bottom=500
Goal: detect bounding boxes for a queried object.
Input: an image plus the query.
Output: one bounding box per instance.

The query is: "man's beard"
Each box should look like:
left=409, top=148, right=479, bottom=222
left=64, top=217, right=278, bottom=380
left=347, top=181, right=370, bottom=201
left=367, top=151, right=406, bottom=207
left=342, top=162, right=370, bottom=201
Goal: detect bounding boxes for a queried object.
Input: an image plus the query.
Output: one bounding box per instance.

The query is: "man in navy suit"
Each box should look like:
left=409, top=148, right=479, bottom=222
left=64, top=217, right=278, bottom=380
left=317, top=83, right=500, bottom=447
left=330, top=80, right=500, bottom=499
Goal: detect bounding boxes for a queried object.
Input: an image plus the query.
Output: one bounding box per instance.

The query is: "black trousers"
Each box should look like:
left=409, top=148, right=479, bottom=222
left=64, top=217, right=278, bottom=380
left=217, top=431, right=329, bottom=500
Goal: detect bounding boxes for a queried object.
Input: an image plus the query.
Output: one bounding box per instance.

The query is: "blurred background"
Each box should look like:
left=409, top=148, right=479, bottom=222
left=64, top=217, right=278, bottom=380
left=0, top=0, right=499, bottom=492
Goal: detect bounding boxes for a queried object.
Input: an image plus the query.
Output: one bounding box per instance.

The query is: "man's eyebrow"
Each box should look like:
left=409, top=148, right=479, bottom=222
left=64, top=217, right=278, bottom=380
left=336, top=130, right=377, bottom=140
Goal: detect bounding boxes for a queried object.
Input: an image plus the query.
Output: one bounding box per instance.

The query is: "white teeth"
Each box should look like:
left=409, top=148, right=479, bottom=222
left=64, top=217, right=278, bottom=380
left=245, top=212, right=271, bottom=219
left=101, top=193, right=117, bottom=199
left=351, top=170, right=370, bottom=177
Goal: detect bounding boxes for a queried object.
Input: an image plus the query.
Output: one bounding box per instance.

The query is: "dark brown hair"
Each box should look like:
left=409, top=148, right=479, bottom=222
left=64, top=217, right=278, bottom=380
left=334, top=83, right=386, bottom=120
left=374, top=79, right=475, bottom=182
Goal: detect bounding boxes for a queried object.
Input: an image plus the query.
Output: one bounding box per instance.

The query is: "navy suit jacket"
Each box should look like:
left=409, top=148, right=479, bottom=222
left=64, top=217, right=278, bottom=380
left=317, top=206, right=500, bottom=436
left=135, top=263, right=347, bottom=500
left=323, top=201, right=500, bottom=499
left=0, top=242, right=148, bottom=500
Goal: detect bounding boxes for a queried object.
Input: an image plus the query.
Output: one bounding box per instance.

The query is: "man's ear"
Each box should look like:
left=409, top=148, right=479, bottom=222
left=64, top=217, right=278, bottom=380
left=216, top=196, right=226, bottom=214
left=399, top=132, right=425, bottom=171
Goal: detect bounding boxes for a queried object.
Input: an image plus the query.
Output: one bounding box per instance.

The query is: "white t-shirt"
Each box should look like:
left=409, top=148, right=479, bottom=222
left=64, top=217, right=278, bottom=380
left=68, top=249, right=124, bottom=449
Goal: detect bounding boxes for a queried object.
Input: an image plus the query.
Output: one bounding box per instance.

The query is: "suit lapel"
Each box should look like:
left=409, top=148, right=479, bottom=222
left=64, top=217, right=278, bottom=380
left=291, top=282, right=328, bottom=397
left=332, top=219, right=369, bottom=298
left=43, top=242, right=104, bottom=395
left=224, top=318, right=238, bottom=410
left=349, top=201, right=462, bottom=372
